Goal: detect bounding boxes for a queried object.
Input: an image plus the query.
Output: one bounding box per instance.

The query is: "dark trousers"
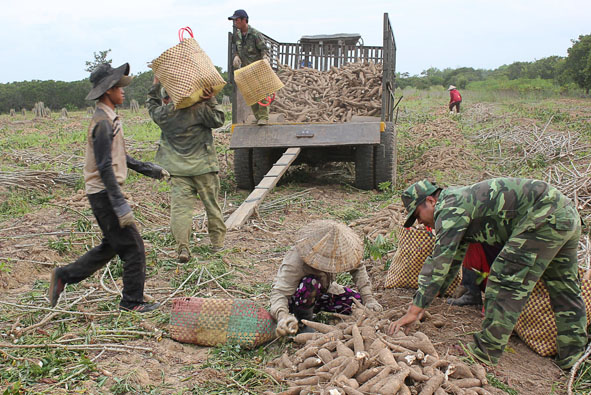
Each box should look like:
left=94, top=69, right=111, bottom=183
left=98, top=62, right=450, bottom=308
left=58, top=191, right=146, bottom=307
left=449, top=101, right=461, bottom=113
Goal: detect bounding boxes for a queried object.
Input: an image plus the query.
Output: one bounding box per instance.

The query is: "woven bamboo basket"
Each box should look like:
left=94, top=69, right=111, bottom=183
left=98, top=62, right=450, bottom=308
left=514, top=268, right=591, bottom=356
left=234, top=59, right=284, bottom=106
left=384, top=227, right=461, bottom=296
left=151, top=36, right=226, bottom=109
left=169, top=297, right=276, bottom=348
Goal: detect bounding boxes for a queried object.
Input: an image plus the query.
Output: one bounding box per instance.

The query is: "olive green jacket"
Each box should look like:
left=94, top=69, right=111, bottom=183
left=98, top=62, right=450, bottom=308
left=146, top=84, right=225, bottom=176
left=233, top=25, right=268, bottom=66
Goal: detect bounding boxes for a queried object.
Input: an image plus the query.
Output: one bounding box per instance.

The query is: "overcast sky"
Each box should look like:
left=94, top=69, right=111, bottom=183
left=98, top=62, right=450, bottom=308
left=0, top=0, right=589, bottom=83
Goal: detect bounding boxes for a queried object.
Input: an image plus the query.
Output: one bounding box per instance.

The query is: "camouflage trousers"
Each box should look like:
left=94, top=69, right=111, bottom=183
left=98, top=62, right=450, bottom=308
left=170, top=173, right=226, bottom=253
left=469, top=202, right=587, bottom=369
left=250, top=102, right=269, bottom=121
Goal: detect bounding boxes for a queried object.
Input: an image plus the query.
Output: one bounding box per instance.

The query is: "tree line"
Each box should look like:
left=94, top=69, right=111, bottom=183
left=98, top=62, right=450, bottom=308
left=0, top=34, right=588, bottom=114
left=0, top=66, right=233, bottom=114
left=398, top=34, right=590, bottom=94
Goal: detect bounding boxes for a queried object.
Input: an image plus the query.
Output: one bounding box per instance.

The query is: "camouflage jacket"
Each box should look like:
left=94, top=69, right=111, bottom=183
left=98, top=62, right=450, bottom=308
left=233, top=26, right=268, bottom=66
left=146, top=84, right=225, bottom=176
left=414, top=178, right=574, bottom=308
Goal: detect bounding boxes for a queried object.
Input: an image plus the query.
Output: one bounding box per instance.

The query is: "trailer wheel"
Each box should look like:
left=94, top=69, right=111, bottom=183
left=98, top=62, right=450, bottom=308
left=374, top=122, right=396, bottom=190
left=253, top=148, right=282, bottom=186
left=354, top=145, right=375, bottom=190
left=234, top=148, right=254, bottom=190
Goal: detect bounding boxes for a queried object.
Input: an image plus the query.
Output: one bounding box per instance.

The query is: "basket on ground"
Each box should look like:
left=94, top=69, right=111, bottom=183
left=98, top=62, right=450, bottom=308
left=169, top=297, right=276, bottom=348
left=514, top=268, right=591, bottom=356
left=384, top=226, right=461, bottom=296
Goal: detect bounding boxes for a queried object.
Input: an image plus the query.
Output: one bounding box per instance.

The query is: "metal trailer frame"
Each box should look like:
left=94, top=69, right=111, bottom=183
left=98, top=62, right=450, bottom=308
left=228, top=13, right=396, bottom=191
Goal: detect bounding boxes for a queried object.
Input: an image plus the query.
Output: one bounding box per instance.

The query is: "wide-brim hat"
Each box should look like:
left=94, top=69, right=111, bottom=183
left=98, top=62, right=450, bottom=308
left=85, top=63, right=133, bottom=101
left=401, top=180, right=440, bottom=227
left=295, top=220, right=363, bottom=273
left=448, top=85, right=456, bottom=91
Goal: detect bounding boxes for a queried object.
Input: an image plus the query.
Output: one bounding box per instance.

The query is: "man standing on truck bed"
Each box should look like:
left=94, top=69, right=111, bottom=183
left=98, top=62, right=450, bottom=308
left=228, top=9, right=270, bottom=125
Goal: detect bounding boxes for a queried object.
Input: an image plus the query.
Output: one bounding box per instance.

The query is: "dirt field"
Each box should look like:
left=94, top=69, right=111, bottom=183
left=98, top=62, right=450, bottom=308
left=1, top=94, right=590, bottom=394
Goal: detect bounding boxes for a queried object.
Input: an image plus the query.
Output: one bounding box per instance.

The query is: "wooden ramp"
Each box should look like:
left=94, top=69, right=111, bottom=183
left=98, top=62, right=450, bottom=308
left=224, top=147, right=301, bottom=229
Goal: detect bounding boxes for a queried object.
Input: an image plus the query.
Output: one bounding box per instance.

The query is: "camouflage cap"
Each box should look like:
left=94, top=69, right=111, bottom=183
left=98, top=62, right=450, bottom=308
left=401, top=180, right=440, bottom=227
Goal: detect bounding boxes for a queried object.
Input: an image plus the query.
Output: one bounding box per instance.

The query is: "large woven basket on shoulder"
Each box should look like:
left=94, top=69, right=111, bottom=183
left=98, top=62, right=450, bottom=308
left=384, top=227, right=461, bottom=296
left=234, top=59, right=284, bottom=106
left=151, top=31, right=226, bottom=109
left=514, top=268, right=591, bottom=356
left=170, top=297, right=276, bottom=349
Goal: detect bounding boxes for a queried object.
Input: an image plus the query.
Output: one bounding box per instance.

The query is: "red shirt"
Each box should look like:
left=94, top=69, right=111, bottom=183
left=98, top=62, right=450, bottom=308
left=449, top=89, right=462, bottom=103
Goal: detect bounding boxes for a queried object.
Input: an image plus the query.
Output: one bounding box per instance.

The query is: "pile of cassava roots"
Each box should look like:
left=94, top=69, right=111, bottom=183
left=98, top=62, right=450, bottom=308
left=274, top=62, right=383, bottom=123
left=264, top=301, right=497, bottom=395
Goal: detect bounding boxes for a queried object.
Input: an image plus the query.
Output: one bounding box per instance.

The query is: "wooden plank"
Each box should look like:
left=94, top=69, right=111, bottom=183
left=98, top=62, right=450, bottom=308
left=225, top=148, right=301, bottom=229
left=229, top=122, right=382, bottom=149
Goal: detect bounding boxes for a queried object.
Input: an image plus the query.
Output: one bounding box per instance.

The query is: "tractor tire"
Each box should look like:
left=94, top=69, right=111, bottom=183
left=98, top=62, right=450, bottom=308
left=253, top=148, right=282, bottom=186
left=354, top=145, right=375, bottom=190
left=374, top=122, right=396, bottom=190
left=234, top=148, right=254, bottom=190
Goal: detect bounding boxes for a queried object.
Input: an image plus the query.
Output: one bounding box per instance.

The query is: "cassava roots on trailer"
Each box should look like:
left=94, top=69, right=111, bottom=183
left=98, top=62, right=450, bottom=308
left=228, top=13, right=397, bottom=191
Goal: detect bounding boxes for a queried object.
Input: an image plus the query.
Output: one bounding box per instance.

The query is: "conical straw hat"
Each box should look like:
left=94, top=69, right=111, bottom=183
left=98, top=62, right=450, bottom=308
left=295, top=220, right=363, bottom=273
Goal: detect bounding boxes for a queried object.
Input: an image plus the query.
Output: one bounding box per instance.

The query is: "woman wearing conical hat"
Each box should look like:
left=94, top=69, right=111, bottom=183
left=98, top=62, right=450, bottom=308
left=270, top=220, right=383, bottom=337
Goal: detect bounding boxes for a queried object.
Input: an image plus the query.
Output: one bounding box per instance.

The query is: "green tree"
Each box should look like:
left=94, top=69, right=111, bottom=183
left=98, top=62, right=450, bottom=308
left=526, top=56, right=563, bottom=80
left=85, top=49, right=112, bottom=73
left=565, top=34, right=591, bottom=94
left=215, top=66, right=232, bottom=101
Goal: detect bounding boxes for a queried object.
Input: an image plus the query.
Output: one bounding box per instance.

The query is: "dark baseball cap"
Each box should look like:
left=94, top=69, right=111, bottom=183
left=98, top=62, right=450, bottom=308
left=228, top=9, right=248, bottom=20
left=401, top=180, right=440, bottom=227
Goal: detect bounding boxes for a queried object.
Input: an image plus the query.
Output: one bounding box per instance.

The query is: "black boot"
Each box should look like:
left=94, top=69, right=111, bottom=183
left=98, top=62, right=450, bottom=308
left=447, top=292, right=482, bottom=306
left=447, top=267, right=482, bottom=306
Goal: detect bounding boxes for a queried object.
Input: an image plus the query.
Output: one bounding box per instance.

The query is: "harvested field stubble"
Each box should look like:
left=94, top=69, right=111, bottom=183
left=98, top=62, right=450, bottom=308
left=398, top=116, right=481, bottom=185
left=350, top=202, right=405, bottom=238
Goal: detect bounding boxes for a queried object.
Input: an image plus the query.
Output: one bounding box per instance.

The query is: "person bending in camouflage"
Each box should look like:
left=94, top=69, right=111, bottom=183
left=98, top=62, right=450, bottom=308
left=389, top=178, right=587, bottom=369
left=147, top=77, right=226, bottom=263
left=228, top=9, right=270, bottom=125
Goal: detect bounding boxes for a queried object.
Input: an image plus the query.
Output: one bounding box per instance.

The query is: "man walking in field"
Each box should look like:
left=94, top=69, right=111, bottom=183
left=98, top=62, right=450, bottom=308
left=147, top=77, right=226, bottom=263
left=228, top=9, right=271, bottom=125
left=448, top=85, right=462, bottom=113
left=49, top=63, right=167, bottom=312
left=390, top=178, right=587, bottom=369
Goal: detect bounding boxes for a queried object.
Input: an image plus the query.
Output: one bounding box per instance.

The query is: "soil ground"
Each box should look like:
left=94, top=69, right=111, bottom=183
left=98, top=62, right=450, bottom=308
left=1, top=95, right=589, bottom=394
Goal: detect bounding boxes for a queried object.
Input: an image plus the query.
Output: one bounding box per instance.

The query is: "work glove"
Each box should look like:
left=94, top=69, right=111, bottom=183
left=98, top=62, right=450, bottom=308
left=161, top=169, right=171, bottom=181
left=233, top=55, right=241, bottom=69
left=276, top=312, right=298, bottom=337
left=365, top=299, right=383, bottom=312
left=118, top=211, right=135, bottom=228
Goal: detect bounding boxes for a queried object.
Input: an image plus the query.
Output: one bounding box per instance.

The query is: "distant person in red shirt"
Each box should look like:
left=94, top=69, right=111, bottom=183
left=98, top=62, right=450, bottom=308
left=448, top=85, right=462, bottom=113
